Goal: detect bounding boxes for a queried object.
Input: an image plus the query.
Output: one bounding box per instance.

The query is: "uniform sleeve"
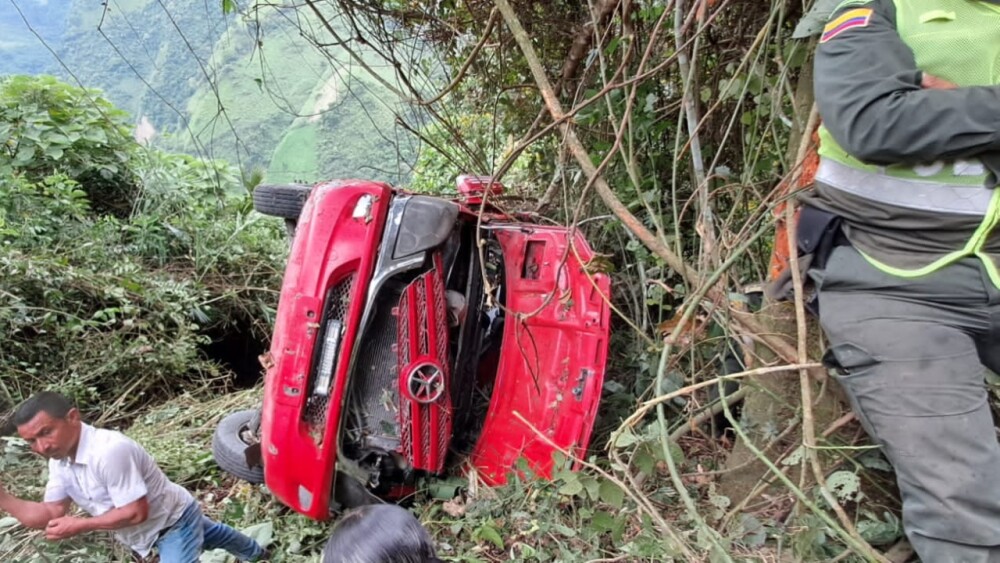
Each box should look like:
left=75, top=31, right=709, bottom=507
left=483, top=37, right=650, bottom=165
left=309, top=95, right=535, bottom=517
left=98, top=441, right=149, bottom=508
left=43, top=461, right=69, bottom=503
left=814, top=0, right=1000, bottom=164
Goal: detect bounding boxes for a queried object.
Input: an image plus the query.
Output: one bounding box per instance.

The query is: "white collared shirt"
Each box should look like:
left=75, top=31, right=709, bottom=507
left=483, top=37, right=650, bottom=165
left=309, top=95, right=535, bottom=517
left=43, top=423, right=193, bottom=556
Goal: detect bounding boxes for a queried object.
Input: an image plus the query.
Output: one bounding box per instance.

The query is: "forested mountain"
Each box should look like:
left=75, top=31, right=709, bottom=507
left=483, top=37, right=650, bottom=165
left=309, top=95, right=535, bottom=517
left=0, top=0, right=416, bottom=185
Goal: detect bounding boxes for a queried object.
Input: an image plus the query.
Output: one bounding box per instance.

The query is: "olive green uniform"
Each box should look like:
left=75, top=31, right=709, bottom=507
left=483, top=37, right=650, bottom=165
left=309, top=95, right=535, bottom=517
left=803, top=0, right=1000, bottom=560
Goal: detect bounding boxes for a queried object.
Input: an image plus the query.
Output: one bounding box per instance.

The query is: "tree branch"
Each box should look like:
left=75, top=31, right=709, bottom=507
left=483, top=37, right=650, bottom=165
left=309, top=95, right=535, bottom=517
left=493, top=0, right=799, bottom=367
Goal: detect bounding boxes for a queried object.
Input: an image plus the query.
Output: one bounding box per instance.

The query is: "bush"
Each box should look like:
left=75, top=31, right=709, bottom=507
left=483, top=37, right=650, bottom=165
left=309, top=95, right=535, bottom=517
left=0, top=75, right=139, bottom=216
left=0, top=76, right=287, bottom=419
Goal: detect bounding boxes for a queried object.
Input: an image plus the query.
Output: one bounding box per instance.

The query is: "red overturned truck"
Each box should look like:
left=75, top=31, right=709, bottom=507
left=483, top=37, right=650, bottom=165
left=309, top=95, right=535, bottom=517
left=211, top=176, right=612, bottom=519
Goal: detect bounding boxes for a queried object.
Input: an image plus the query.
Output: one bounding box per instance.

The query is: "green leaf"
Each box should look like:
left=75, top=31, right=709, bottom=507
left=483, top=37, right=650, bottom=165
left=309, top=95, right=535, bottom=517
left=858, top=449, right=892, bottom=472
left=551, top=450, right=568, bottom=469
left=605, top=37, right=621, bottom=56
left=44, top=146, right=64, bottom=160
left=581, top=475, right=600, bottom=501
left=857, top=511, right=902, bottom=545
left=13, top=144, right=35, bottom=165
left=737, top=514, right=767, bottom=547
left=635, top=448, right=656, bottom=476
left=552, top=522, right=577, bottom=537
left=599, top=479, right=625, bottom=509
left=638, top=429, right=684, bottom=465
left=0, top=517, right=18, bottom=530
left=614, top=429, right=640, bottom=448
left=559, top=476, right=584, bottom=497
left=590, top=510, right=617, bottom=534
left=222, top=0, right=237, bottom=13
left=781, top=445, right=804, bottom=466
left=83, top=128, right=107, bottom=144
left=552, top=467, right=575, bottom=483
left=46, top=132, right=70, bottom=145
left=709, top=493, right=730, bottom=510
left=474, top=523, right=504, bottom=550
left=826, top=470, right=861, bottom=502
left=241, top=521, right=273, bottom=547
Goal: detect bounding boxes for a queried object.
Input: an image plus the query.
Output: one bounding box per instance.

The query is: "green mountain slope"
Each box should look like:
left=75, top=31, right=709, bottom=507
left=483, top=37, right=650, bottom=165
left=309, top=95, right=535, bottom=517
left=0, top=0, right=415, bottom=185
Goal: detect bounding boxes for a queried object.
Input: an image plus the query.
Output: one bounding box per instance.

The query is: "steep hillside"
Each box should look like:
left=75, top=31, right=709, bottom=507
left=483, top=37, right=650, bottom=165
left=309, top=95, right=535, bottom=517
left=0, top=0, right=415, bottom=185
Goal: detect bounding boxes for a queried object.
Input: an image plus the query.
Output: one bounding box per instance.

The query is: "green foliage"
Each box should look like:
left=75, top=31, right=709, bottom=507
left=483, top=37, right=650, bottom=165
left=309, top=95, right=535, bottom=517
left=179, top=10, right=414, bottom=185
left=856, top=510, right=903, bottom=546
left=421, top=468, right=669, bottom=562
left=612, top=421, right=685, bottom=478
left=268, top=123, right=319, bottom=184
left=408, top=105, right=546, bottom=194
left=0, top=173, right=90, bottom=244
left=0, top=75, right=139, bottom=215
left=308, top=73, right=416, bottom=185
left=825, top=470, right=862, bottom=504
left=0, top=76, right=286, bottom=417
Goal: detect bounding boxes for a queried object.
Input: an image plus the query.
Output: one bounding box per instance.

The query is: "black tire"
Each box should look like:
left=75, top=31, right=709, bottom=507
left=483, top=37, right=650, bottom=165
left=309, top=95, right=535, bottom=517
left=212, top=409, right=265, bottom=484
left=252, top=184, right=312, bottom=219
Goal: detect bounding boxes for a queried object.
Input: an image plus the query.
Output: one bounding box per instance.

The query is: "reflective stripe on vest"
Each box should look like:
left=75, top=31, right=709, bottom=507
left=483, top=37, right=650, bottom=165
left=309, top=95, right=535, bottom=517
left=816, top=158, right=993, bottom=216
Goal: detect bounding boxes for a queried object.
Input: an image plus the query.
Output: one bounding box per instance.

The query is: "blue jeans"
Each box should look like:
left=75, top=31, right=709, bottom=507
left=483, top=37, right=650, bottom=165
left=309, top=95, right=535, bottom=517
left=155, top=501, right=265, bottom=563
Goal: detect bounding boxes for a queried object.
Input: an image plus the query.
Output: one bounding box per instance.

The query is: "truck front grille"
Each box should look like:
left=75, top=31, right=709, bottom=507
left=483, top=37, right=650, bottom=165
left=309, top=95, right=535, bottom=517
left=304, top=274, right=356, bottom=427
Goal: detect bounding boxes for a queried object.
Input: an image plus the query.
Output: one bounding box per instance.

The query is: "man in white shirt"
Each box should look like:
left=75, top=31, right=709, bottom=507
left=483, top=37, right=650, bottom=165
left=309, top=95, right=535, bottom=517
left=0, top=391, right=268, bottom=562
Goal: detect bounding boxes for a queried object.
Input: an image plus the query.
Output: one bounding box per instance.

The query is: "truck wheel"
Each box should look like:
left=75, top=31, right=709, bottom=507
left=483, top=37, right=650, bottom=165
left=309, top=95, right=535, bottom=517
left=212, top=409, right=265, bottom=484
left=252, top=184, right=312, bottom=219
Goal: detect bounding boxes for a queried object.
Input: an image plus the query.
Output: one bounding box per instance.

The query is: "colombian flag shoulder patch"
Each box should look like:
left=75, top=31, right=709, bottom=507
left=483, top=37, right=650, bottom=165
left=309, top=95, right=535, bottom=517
left=820, top=8, right=874, bottom=43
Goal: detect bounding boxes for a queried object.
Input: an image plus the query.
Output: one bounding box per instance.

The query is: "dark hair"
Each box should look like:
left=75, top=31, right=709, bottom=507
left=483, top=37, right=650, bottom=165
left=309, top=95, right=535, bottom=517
left=13, top=391, right=75, bottom=426
left=322, top=504, right=442, bottom=563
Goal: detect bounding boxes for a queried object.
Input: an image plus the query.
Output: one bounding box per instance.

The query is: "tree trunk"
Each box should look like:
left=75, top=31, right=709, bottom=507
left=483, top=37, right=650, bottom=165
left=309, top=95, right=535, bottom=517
left=719, top=299, right=847, bottom=505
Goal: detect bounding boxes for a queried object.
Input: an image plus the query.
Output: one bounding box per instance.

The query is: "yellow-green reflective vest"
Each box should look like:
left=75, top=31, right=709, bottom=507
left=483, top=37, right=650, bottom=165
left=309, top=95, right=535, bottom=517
left=815, top=0, right=1000, bottom=279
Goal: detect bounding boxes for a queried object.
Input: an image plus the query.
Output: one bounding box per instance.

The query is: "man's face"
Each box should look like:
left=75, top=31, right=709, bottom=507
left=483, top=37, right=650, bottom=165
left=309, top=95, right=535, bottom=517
left=17, top=409, right=81, bottom=460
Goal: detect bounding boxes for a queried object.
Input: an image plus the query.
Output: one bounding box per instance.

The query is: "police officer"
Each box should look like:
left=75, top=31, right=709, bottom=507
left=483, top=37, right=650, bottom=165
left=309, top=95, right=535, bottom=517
left=802, top=0, right=1000, bottom=560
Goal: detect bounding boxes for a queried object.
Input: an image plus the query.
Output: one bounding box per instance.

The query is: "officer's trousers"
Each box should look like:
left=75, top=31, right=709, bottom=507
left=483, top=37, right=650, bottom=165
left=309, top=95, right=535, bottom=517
left=818, top=245, right=1000, bottom=563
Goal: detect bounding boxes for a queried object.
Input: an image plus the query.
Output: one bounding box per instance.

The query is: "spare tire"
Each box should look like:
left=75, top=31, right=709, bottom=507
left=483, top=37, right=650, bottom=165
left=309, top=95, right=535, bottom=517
left=212, top=409, right=265, bottom=484
left=252, top=184, right=312, bottom=219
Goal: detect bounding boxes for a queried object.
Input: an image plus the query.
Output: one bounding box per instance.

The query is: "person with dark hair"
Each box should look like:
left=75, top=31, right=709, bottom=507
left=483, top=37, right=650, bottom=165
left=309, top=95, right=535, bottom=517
left=0, top=391, right=268, bottom=562
left=322, top=504, right=442, bottom=563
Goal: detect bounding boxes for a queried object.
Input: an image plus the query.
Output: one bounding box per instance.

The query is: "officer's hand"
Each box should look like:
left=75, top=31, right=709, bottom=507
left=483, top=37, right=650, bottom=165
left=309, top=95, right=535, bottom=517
left=45, top=516, right=84, bottom=540
left=921, top=72, right=957, bottom=90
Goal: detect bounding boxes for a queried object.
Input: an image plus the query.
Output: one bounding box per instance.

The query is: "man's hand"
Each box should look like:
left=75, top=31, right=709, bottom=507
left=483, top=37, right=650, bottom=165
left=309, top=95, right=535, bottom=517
left=44, top=516, right=87, bottom=540
left=921, top=72, right=958, bottom=90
